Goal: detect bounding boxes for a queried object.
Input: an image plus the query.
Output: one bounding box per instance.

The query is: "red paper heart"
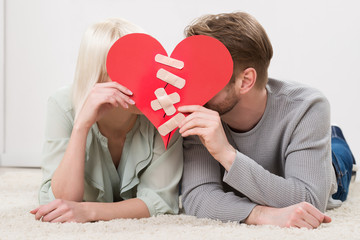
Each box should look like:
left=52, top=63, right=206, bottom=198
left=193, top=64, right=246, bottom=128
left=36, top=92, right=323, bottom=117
left=106, top=33, right=233, bottom=148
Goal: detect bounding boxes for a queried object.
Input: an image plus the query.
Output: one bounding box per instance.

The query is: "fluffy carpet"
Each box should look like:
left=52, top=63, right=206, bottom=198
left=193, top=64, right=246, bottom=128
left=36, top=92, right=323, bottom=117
left=0, top=168, right=359, bottom=240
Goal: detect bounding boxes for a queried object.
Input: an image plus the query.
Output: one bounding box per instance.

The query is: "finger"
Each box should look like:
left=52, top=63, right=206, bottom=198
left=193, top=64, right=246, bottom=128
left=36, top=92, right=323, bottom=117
left=93, top=89, right=130, bottom=109
left=323, top=215, right=332, bottom=223
left=106, top=96, right=119, bottom=108
left=301, top=202, right=326, bottom=223
left=96, top=88, right=135, bottom=107
left=95, top=81, right=133, bottom=96
left=179, top=117, right=214, bottom=135
left=180, top=127, right=207, bottom=138
left=113, top=91, right=135, bottom=107
left=42, top=206, right=68, bottom=223
left=294, top=220, right=314, bottom=229
left=108, top=89, right=135, bottom=105
left=50, top=214, right=68, bottom=223
left=50, top=212, right=74, bottom=223
left=178, top=105, right=218, bottom=115
left=35, top=201, right=60, bottom=220
left=301, top=211, right=321, bottom=228
left=30, top=207, right=40, bottom=214
left=179, top=111, right=219, bottom=128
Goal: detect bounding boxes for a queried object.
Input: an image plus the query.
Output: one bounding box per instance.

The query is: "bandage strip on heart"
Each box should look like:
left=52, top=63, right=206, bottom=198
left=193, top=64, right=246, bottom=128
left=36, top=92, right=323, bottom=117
left=151, top=88, right=180, bottom=116
left=158, top=113, right=185, bottom=136
left=155, top=54, right=184, bottom=69
left=155, top=54, right=185, bottom=89
left=151, top=54, right=186, bottom=136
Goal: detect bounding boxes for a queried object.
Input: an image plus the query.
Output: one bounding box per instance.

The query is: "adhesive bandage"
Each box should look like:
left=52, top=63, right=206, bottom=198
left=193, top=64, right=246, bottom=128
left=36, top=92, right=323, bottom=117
left=156, top=68, right=186, bottom=89
left=158, top=113, right=185, bottom=136
left=155, top=54, right=184, bottom=69
left=151, top=92, right=180, bottom=112
left=151, top=88, right=180, bottom=116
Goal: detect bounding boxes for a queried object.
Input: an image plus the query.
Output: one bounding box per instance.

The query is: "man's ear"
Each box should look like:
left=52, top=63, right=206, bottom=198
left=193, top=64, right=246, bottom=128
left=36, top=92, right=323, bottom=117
left=238, top=67, right=257, bottom=94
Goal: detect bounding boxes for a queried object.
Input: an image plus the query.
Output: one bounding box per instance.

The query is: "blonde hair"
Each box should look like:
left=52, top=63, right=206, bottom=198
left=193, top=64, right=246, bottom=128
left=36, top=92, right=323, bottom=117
left=185, top=12, right=273, bottom=88
left=72, top=18, right=145, bottom=117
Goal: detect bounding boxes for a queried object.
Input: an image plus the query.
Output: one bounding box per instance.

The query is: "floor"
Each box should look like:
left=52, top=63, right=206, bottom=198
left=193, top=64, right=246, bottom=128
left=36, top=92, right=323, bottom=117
left=0, top=166, right=41, bottom=175
left=0, top=166, right=359, bottom=240
left=1, top=166, right=359, bottom=181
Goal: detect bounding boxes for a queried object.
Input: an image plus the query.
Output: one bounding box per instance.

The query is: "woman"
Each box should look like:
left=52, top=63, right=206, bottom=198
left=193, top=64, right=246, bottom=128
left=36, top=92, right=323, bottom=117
left=30, top=18, right=183, bottom=223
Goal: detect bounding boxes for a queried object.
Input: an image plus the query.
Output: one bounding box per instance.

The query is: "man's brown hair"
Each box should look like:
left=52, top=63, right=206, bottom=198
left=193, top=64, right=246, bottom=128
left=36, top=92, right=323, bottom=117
left=185, top=12, right=273, bottom=88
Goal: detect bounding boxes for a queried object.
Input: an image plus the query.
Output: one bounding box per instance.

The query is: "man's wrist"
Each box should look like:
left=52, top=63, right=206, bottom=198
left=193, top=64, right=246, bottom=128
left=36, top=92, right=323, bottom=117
left=216, top=145, right=236, bottom=171
left=245, top=205, right=262, bottom=225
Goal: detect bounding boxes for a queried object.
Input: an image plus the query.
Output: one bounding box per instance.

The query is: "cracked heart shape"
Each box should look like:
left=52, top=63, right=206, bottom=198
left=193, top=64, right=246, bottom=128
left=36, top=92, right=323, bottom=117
left=106, top=33, right=233, bottom=148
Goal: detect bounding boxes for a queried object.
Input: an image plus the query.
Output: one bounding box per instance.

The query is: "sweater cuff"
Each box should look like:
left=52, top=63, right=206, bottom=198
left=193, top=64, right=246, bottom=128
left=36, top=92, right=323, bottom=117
left=223, top=150, right=244, bottom=185
left=217, top=199, right=257, bottom=223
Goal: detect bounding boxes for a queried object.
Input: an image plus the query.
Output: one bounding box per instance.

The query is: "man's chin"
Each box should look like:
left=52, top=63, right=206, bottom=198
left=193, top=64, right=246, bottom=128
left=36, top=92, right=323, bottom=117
left=204, top=103, right=235, bottom=116
left=204, top=103, right=217, bottom=112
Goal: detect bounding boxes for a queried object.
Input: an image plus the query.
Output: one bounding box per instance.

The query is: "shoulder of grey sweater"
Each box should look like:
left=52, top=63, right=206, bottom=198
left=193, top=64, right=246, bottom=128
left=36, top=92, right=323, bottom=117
left=267, top=78, right=330, bottom=139
left=267, top=78, right=329, bottom=104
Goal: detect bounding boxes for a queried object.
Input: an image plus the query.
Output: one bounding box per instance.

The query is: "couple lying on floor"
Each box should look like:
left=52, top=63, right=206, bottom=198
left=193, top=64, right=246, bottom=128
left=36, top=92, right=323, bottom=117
left=31, top=12, right=356, bottom=229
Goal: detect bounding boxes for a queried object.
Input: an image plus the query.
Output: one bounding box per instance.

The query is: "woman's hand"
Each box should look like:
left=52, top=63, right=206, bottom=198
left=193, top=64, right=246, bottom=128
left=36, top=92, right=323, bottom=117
left=30, top=199, right=90, bottom=223
left=30, top=198, right=150, bottom=223
left=75, top=82, right=135, bottom=130
left=178, top=105, right=236, bottom=170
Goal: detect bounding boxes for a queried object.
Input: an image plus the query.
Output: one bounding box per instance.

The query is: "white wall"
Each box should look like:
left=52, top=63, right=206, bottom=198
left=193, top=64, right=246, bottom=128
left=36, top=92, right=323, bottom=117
left=1, top=0, right=359, bottom=166
left=0, top=0, right=3, bottom=159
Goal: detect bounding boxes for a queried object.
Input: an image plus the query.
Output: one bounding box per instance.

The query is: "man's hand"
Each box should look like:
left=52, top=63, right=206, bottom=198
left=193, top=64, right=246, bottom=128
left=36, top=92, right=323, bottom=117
left=245, top=202, right=331, bottom=229
left=178, top=105, right=236, bottom=170
left=30, top=199, right=90, bottom=223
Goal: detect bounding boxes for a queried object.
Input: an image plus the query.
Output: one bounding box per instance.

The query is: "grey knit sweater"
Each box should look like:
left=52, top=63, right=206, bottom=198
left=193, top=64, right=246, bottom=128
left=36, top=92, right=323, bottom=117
left=181, top=78, right=337, bottom=223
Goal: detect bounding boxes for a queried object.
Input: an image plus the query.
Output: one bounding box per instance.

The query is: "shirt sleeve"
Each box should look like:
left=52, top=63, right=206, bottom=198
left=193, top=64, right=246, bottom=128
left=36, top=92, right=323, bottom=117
left=136, top=130, right=183, bottom=216
left=181, top=135, right=257, bottom=223
left=38, top=96, right=73, bottom=205
left=223, top=96, right=335, bottom=212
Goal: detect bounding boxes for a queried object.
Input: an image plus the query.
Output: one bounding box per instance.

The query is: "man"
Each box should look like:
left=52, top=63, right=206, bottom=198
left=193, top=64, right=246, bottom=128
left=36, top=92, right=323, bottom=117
left=178, top=12, right=343, bottom=229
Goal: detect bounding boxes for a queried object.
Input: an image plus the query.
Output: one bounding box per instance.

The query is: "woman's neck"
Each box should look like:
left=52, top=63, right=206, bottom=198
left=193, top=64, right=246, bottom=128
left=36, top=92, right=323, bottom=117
left=97, top=107, right=138, bottom=140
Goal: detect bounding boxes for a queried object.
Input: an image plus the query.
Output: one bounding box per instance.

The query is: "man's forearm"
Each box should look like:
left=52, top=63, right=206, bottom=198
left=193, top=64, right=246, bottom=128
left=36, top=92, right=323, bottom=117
left=223, top=151, right=329, bottom=210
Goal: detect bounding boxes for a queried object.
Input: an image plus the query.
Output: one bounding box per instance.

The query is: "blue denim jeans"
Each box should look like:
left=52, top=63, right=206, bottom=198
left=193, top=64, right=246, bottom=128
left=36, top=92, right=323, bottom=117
left=331, top=126, right=356, bottom=201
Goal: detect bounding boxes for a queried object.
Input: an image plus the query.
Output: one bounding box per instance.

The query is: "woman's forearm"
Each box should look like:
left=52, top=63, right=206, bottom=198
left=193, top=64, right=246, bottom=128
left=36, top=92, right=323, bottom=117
left=51, top=124, right=89, bottom=201
left=84, top=198, right=150, bottom=221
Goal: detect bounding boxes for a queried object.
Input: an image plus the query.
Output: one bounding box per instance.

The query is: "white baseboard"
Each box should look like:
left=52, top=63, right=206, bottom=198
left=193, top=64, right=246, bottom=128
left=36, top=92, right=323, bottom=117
left=0, top=152, right=41, bottom=167
left=354, top=164, right=360, bottom=182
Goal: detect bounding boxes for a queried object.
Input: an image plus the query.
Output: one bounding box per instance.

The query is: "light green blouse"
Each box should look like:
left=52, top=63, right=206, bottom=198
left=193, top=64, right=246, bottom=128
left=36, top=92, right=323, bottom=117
left=39, top=85, right=183, bottom=216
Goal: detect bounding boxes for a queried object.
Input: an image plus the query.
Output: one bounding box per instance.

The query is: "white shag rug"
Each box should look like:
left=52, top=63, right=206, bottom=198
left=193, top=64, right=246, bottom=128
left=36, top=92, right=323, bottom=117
left=0, top=168, right=359, bottom=240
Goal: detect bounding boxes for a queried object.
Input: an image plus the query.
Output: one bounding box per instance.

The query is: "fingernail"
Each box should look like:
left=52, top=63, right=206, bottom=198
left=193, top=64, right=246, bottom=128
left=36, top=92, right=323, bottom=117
left=127, top=89, right=133, bottom=95
left=128, top=99, right=135, bottom=105
left=124, top=104, right=129, bottom=109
